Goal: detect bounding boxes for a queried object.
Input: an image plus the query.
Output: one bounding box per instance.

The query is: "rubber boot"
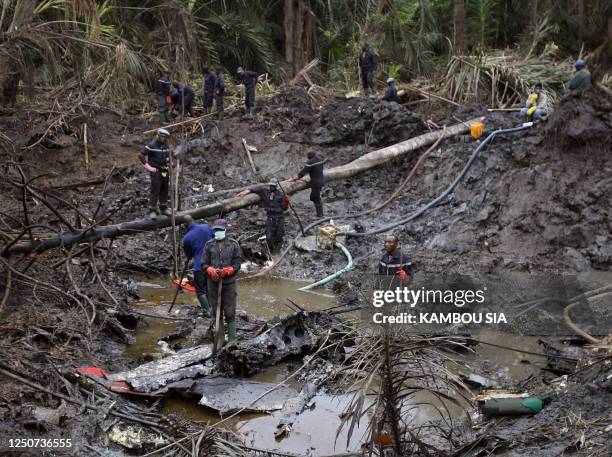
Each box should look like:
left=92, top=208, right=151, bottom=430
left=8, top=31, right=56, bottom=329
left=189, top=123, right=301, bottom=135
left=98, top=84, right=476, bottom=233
left=218, top=111, right=224, bottom=121
left=149, top=208, right=158, bottom=220
left=363, top=88, right=369, bottom=97
left=197, top=294, right=211, bottom=318
left=226, top=319, right=237, bottom=348
left=160, top=112, right=168, bottom=124
left=160, top=207, right=172, bottom=217
left=315, top=201, right=324, bottom=217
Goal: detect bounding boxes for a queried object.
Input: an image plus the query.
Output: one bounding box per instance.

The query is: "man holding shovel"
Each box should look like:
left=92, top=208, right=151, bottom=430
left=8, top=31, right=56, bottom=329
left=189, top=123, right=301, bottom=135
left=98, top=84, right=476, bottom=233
left=201, top=219, right=242, bottom=349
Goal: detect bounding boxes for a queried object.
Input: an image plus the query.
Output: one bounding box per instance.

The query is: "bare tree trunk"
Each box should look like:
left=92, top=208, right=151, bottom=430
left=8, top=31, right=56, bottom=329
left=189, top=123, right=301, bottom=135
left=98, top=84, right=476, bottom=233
left=453, top=0, right=467, bottom=54
left=578, top=0, right=585, bottom=44
left=284, top=0, right=315, bottom=77
left=0, top=0, right=37, bottom=105
left=3, top=118, right=483, bottom=256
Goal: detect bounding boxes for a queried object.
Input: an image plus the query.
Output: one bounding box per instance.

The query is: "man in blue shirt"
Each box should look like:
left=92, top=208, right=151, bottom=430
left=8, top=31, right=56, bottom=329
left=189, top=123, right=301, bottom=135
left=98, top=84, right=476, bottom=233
left=182, top=215, right=214, bottom=317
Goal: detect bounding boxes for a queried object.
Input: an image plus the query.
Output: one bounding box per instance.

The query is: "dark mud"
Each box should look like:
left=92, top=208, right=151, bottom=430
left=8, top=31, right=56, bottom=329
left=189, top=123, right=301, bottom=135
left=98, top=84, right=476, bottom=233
left=1, top=85, right=611, bottom=455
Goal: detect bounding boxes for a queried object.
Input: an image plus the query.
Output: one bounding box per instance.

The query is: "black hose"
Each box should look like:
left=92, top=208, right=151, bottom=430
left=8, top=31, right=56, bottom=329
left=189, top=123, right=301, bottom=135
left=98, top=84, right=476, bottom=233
left=339, top=123, right=533, bottom=237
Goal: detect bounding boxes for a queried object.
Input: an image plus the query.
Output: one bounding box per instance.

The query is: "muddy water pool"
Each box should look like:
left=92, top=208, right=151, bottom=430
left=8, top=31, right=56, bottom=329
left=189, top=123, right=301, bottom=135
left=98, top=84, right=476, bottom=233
left=123, top=274, right=549, bottom=455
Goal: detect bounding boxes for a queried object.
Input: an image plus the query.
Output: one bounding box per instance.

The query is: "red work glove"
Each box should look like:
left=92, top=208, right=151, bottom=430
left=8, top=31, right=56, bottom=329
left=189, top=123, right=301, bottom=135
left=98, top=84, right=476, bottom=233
left=206, top=267, right=220, bottom=282
left=220, top=266, right=234, bottom=278
left=144, top=163, right=158, bottom=173
left=396, top=269, right=410, bottom=285
left=290, top=175, right=299, bottom=181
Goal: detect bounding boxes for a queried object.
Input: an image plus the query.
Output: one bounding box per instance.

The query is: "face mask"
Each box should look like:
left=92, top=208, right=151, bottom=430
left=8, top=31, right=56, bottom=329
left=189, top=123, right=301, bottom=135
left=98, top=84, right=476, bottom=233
left=214, top=230, right=226, bottom=241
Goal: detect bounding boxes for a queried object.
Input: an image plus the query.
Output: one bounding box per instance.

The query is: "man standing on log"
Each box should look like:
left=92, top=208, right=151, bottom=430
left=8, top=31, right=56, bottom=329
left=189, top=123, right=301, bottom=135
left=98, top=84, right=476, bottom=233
left=182, top=215, right=213, bottom=318
left=358, top=43, right=377, bottom=96
left=139, top=128, right=172, bottom=219
left=202, top=219, right=242, bottom=348
left=155, top=71, right=172, bottom=124
left=236, top=66, right=258, bottom=118
left=236, top=182, right=289, bottom=254
left=290, top=151, right=326, bottom=217
left=202, top=65, right=217, bottom=114
left=215, top=67, right=225, bottom=121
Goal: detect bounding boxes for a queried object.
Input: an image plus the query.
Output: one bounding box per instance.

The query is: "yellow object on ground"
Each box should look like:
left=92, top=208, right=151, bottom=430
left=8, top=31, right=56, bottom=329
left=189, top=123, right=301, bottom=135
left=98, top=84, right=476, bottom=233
left=470, top=121, right=485, bottom=140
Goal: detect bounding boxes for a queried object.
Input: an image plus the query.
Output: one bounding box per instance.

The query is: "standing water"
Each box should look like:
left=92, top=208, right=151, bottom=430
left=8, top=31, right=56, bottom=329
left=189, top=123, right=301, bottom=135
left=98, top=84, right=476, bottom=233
left=124, top=274, right=549, bottom=455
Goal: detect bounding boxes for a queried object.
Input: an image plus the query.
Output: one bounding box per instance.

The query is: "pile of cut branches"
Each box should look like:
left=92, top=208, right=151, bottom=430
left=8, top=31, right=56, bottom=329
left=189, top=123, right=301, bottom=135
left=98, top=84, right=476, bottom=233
left=443, top=48, right=573, bottom=108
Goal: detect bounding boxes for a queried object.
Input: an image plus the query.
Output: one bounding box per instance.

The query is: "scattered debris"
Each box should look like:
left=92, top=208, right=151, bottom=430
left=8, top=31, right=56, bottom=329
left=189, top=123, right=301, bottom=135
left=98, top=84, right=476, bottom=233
left=107, top=422, right=166, bottom=449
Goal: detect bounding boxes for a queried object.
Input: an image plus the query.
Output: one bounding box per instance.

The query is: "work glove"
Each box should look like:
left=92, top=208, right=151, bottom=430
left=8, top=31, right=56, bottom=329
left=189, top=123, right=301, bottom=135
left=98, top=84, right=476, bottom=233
left=144, top=163, right=158, bottom=173
left=527, top=105, right=537, bottom=116
left=290, top=175, right=299, bottom=181
left=220, top=266, right=235, bottom=278
left=206, top=267, right=220, bottom=282
left=396, top=269, right=410, bottom=285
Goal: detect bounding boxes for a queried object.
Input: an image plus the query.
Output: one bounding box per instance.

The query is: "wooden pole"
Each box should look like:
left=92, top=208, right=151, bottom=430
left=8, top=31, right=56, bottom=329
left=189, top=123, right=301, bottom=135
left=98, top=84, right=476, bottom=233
left=83, top=123, right=90, bottom=175
left=242, top=138, right=258, bottom=175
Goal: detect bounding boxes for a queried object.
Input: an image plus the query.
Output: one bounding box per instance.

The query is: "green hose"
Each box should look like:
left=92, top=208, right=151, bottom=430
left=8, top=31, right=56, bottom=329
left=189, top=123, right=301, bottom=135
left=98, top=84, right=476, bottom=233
left=298, top=242, right=353, bottom=291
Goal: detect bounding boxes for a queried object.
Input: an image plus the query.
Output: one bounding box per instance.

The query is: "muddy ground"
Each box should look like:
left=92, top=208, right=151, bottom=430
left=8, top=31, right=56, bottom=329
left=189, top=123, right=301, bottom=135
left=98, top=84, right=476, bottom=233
left=0, top=86, right=611, bottom=456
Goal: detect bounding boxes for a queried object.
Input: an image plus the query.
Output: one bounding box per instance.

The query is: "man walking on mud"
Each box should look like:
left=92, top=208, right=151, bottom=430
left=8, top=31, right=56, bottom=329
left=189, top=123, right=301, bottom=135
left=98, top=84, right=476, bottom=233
left=237, top=66, right=258, bottom=118
left=236, top=182, right=289, bottom=255
left=183, top=215, right=213, bottom=318
left=202, top=65, right=217, bottom=114
left=202, top=219, right=242, bottom=348
left=139, top=128, right=172, bottom=219
left=290, top=151, right=326, bottom=217
left=358, top=43, right=377, bottom=96
left=156, top=71, right=172, bottom=124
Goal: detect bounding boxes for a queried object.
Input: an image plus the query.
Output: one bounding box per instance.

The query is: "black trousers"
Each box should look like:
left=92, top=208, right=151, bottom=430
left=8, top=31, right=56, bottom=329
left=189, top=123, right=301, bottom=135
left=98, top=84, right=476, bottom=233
left=245, top=88, right=255, bottom=108
left=215, top=94, right=224, bottom=113
left=203, top=93, right=214, bottom=109
left=207, top=279, right=237, bottom=322
left=266, top=215, right=285, bottom=253
left=149, top=171, right=169, bottom=210
left=361, top=69, right=373, bottom=89
left=310, top=187, right=322, bottom=204
left=193, top=270, right=207, bottom=296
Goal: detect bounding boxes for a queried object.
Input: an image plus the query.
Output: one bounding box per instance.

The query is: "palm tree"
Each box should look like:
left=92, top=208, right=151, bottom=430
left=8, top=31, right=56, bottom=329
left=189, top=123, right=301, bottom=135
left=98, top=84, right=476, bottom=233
left=453, top=0, right=467, bottom=54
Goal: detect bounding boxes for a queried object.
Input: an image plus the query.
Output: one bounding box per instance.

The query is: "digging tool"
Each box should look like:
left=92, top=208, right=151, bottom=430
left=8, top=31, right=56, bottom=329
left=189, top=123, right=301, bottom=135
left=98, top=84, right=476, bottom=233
left=276, top=179, right=305, bottom=236
left=213, top=278, right=224, bottom=354
left=168, top=257, right=190, bottom=314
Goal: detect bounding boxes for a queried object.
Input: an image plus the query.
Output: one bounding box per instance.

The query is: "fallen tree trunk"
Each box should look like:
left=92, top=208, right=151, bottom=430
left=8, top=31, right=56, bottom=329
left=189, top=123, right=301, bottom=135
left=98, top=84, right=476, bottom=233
left=4, top=117, right=482, bottom=255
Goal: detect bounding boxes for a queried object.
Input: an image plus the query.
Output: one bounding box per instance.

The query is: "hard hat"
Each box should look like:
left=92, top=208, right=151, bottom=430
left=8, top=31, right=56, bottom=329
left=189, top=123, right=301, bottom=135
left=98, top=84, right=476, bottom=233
left=267, top=181, right=278, bottom=187
left=386, top=77, right=395, bottom=83
left=212, top=219, right=227, bottom=230
left=158, top=128, right=171, bottom=137
left=574, top=59, right=586, bottom=69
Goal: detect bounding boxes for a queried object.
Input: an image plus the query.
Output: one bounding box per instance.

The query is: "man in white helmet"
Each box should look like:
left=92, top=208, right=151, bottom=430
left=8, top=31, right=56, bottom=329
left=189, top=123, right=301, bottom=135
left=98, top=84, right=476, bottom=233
left=139, top=128, right=172, bottom=219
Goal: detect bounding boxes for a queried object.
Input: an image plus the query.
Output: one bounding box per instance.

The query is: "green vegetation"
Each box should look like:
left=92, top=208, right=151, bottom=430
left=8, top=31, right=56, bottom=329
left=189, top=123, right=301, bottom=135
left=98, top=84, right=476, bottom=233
left=0, top=0, right=609, bottom=107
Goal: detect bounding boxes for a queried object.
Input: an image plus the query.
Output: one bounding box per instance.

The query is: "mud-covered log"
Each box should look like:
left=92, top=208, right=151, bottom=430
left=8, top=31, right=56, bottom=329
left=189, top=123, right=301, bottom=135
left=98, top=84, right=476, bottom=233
left=4, top=117, right=482, bottom=255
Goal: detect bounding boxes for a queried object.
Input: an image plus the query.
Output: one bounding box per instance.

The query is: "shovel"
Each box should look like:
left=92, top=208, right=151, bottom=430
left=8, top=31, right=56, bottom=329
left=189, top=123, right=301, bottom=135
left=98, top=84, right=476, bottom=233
left=213, top=278, right=223, bottom=354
